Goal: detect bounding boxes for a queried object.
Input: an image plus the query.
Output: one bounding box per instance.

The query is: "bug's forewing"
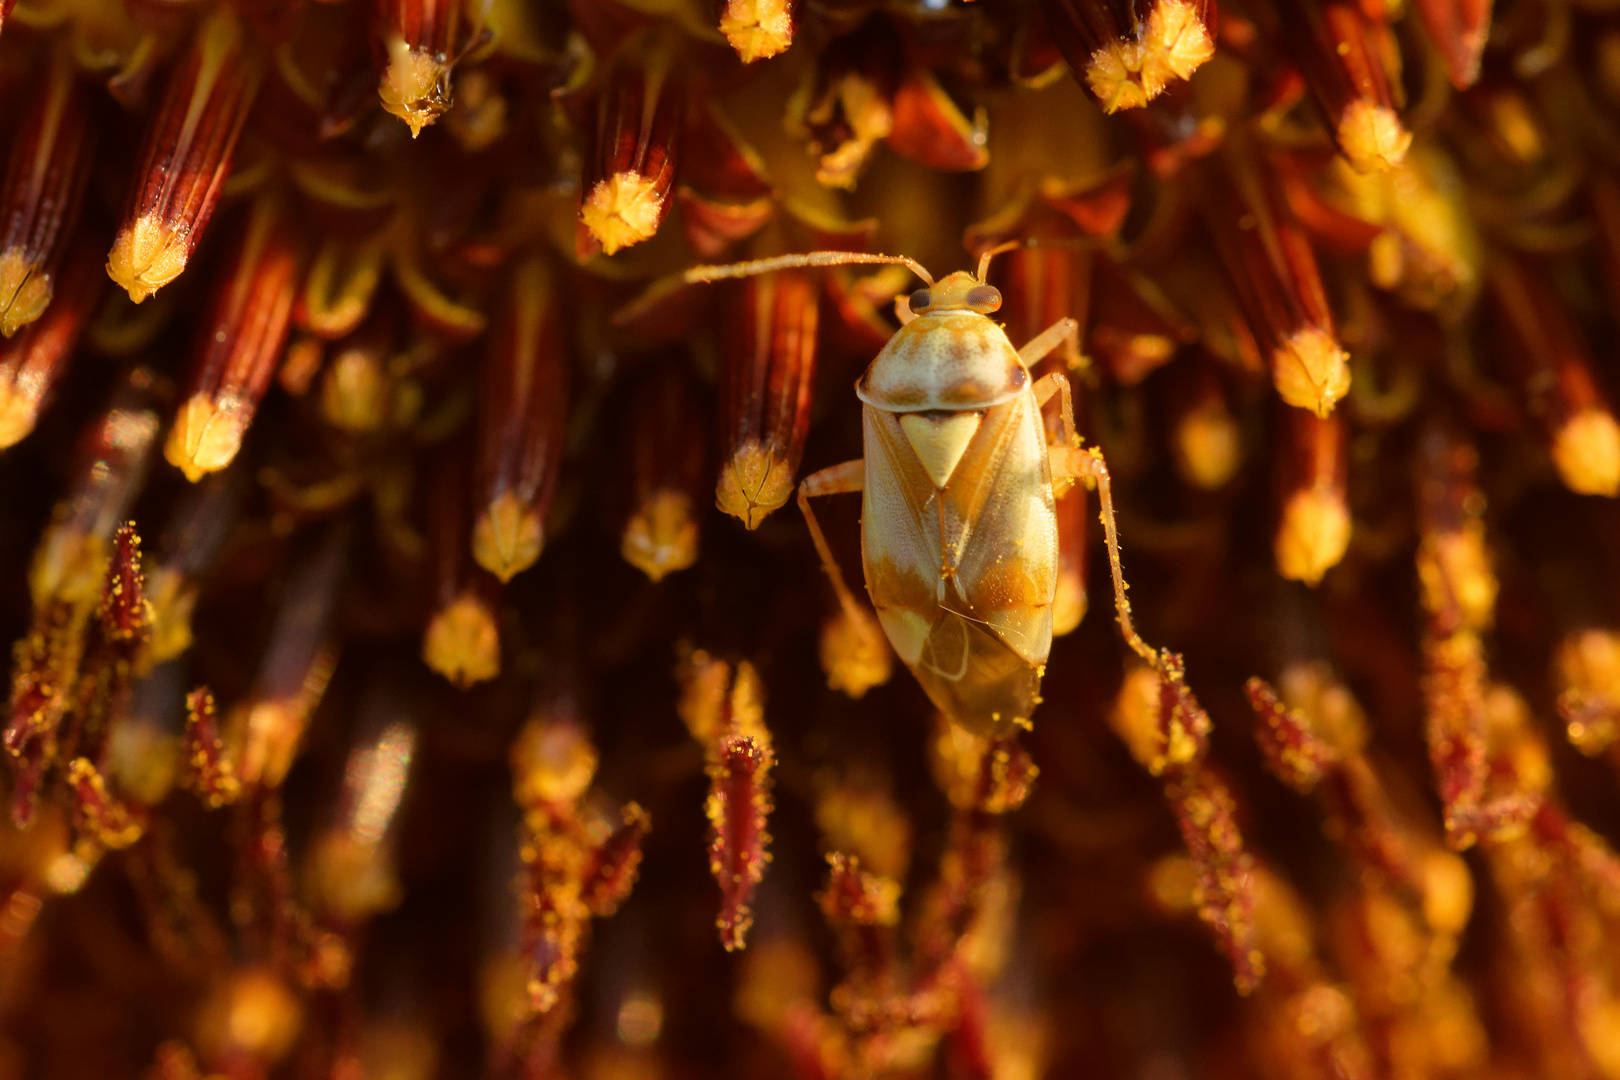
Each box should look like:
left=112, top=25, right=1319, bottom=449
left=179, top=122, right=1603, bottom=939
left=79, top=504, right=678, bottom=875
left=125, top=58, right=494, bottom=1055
left=861, top=392, right=1059, bottom=734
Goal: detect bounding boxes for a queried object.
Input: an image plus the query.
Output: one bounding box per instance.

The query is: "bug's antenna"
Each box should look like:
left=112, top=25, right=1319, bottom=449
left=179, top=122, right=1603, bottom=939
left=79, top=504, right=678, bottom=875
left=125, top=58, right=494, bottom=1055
left=975, top=240, right=1024, bottom=281
left=683, top=252, right=934, bottom=287
left=975, top=236, right=1095, bottom=280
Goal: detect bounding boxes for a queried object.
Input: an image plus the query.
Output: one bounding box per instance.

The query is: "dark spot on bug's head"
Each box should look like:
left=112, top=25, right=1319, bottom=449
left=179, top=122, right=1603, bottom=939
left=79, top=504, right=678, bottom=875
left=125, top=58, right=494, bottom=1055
left=909, top=288, right=932, bottom=314
left=1007, top=365, right=1027, bottom=389
left=966, top=285, right=1002, bottom=313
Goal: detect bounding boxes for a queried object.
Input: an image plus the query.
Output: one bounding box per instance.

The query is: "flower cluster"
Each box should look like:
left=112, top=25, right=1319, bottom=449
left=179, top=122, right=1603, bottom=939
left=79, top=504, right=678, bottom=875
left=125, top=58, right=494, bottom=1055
left=0, top=0, right=1619, bottom=1077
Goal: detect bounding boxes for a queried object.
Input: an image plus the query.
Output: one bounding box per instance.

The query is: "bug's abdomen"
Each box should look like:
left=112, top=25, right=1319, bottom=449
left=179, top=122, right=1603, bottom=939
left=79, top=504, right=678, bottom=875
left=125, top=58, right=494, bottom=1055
left=859, top=395, right=1060, bottom=734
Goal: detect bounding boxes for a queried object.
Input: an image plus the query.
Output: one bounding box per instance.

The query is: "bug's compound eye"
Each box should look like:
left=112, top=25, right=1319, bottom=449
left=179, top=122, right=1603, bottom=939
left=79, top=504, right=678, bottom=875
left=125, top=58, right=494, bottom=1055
left=966, top=285, right=1002, bottom=312
left=908, top=288, right=932, bottom=313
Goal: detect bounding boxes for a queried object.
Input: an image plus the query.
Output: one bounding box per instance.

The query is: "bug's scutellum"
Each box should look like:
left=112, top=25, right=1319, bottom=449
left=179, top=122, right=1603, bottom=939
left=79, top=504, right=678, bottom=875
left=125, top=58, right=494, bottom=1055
left=687, top=245, right=1171, bottom=736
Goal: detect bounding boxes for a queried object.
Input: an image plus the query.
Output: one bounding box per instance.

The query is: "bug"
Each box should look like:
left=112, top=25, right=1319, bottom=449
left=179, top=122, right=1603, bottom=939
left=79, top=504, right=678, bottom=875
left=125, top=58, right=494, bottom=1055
left=686, top=246, right=1165, bottom=737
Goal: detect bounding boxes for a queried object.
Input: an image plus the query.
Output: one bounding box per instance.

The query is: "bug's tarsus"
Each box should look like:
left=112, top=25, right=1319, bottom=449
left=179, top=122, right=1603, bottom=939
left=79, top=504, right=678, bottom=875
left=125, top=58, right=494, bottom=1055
left=683, top=252, right=934, bottom=286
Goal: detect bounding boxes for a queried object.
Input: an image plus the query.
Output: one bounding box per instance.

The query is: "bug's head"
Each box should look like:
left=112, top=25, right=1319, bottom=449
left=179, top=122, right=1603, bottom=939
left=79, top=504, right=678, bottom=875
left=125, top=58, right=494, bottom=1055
left=907, top=271, right=1002, bottom=317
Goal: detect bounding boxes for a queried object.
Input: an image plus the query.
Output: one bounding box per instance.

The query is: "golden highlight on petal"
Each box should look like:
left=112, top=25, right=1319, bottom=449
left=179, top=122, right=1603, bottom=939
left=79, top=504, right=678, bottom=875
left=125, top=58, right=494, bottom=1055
left=0, top=248, right=52, bottom=337
left=106, top=212, right=192, bottom=304
left=473, top=490, right=543, bottom=583
left=164, top=392, right=248, bottom=483
left=580, top=172, right=665, bottom=257
left=422, top=593, right=501, bottom=688
left=1276, top=490, right=1352, bottom=586
left=819, top=605, right=892, bottom=699
left=1338, top=99, right=1413, bottom=174
left=716, top=443, right=794, bottom=530
left=1551, top=409, right=1620, bottom=498
left=1273, top=328, right=1351, bottom=417
left=622, top=490, right=699, bottom=583
left=1174, top=395, right=1243, bottom=490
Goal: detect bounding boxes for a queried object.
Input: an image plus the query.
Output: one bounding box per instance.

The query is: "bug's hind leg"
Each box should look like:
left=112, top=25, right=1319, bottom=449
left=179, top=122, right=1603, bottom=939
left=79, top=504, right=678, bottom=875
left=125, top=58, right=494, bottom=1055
left=1050, top=443, right=1163, bottom=669
left=798, top=461, right=892, bottom=697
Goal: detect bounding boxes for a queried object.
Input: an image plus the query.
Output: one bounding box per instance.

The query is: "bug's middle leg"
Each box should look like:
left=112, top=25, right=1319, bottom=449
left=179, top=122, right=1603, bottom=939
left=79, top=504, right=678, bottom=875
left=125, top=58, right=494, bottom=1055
left=1050, top=443, right=1162, bottom=668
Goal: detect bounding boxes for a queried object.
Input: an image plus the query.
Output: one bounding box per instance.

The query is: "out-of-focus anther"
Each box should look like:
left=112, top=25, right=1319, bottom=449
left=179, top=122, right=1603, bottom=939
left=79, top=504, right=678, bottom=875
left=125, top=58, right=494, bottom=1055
left=720, top=0, right=794, bottom=63
left=1044, top=0, right=1216, bottom=113
left=785, top=19, right=899, bottom=189
left=1415, top=422, right=1535, bottom=848
left=144, top=468, right=242, bottom=667
left=1555, top=629, right=1620, bottom=757
left=1201, top=144, right=1351, bottom=417
left=309, top=686, right=417, bottom=924
left=1489, top=256, right=1620, bottom=498
left=297, top=233, right=385, bottom=341
left=181, top=687, right=240, bottom=809
left=716, top=271, right=817, bottom=530
left=0, top=240, right=102, bottom=450
left=107, top=8, right=263, bottom=303
left=1413, top=0, right=1492, bottom=90
left=1274, top=408, right=1350, bottom=586
left=1279, top=0, right=1412, bottom=172
left=622, top=363, right=707, bottom=583
left=232, top=525, right=347, bottom=789
left=0, top=47, right=95, bottom=339
left=1171, top=364, right=1242, bottom=491
left=165, top=191, right=301, bottom=483
left=472, top=256, right=567, bottom=583
left=422, top=445, right=501, bottom=688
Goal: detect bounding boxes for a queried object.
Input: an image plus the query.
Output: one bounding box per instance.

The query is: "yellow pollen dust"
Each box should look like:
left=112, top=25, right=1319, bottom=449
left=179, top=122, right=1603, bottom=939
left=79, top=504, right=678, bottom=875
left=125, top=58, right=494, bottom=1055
left=0, top=247, right=51, bottom=336
left=720, top=0, right=793, bottom=63
left=580, top=172, right=664, bottom=256
left=473, top=490, right=543, bottom=582
left=422, top=593, right=501, bottom=688
left=715, top=442, right=794, bottom=529
left=107, top=213, right=191, bottom=303
left=1272, top=328, right=1351, bottom=417
left=1338, top=99, right=1413, bottom=173
left=1552, top=408, right=1620, bottom=497
left=622, top=490, right=699, bottom=582
left=1275, top=489, right=1351, bottom=586
left=165, top=392, right=248, bottom=482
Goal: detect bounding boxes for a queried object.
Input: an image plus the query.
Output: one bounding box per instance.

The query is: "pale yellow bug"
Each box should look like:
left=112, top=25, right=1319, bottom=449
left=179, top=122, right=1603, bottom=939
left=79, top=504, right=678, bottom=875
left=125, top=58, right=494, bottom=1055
left=686, top=246, right=1162, bottom=737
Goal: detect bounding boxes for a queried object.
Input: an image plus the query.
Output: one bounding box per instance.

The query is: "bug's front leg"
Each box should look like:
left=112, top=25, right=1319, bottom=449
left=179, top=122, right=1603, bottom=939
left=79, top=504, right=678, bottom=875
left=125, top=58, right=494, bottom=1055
left=1019, top=316, right=1080, bottom=370
left=797, top=461, right=892, bottom=697
left=1050, top=443, right=1164, bottom=670
left=1033, top=370, right=1079, bottom=449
